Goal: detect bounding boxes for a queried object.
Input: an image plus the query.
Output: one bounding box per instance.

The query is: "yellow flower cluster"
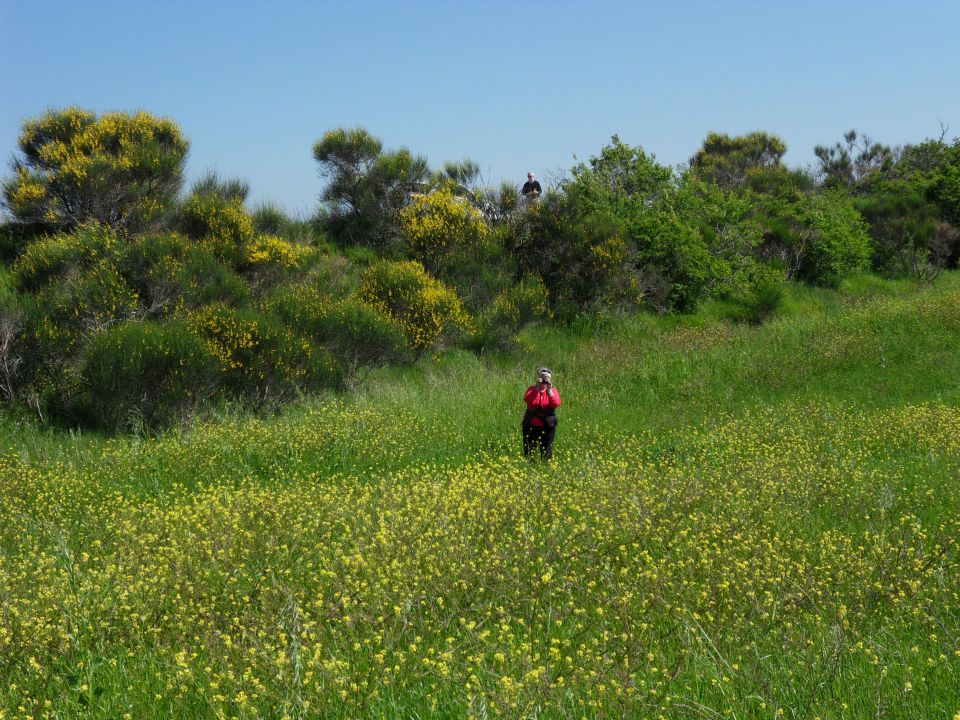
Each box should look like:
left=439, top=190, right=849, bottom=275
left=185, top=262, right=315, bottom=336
left=185, top=305, right=260, bottom=371
left=399, top=183, right=490, bottom=270
left=182, top=195, right=255, bottom=265
left=8, top=108, right=187, bottom=226
left=244, top=234, right=309, bottom=269
left=1, top=398, right=957, bottom=717
left=360, top=260, right=471, bottom=351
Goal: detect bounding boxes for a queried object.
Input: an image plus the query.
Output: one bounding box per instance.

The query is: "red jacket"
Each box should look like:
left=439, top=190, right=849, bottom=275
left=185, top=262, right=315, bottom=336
left=524, top=386, right=561, bottom=427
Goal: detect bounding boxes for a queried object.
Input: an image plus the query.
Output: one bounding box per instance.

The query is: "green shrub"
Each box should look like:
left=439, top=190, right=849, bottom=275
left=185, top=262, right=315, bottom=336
left=473, top=274, right=551, bottom=350
left=265, top=286, right=411, bottom=371
left=12, top=223, right=119, bottom=292
left=72, top=320, right=219, bottom=429
left=118, top=233, right=250, bottom=316
left=10, top=294, right=77, bottom=396
left=359, top=260, right=471, bottom=353
left=186, top=304, right=342, bottom=400
left=251, top=202, right=290, bottom=235
left=0, top=285, right=25, bottom=403
left=179, top=193, right=254, bottom=268
left=0, top=222, right=44, bottom=263
left=723, top=264, right=786, bottom=325
left=799, top=191, right=872, bottom=287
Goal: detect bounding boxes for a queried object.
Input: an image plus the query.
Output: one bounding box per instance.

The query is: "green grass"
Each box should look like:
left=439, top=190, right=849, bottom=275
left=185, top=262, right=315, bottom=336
left=1, top=274, right=959, bottom=719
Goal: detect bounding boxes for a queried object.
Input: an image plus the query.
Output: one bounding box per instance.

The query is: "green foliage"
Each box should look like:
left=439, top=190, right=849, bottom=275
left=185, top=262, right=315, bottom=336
left=0, top=280, right=24, bottom=404
left=12, top=222, right=118, bottom=292
left=638, top=213, right=727, bottom=311
left=856, top=181, right=941, bottom=279
left=13, top=224, right=140, bottom=333
left=1, top=107, right=188, bottom=233
left=187, top=170, right=250, bottom=204
left=178, top=192, right=255, bottom=268
left=814, top=129, right=894, bottom=193
left=928, top=140, right=960, bottom=226
left=0, top=221, right=43, bottom=262
left=359, top=260, right=471, bottom=353
left=313, top=127, right=430, bottom=249
left=568, top=134, right=675, bottom=211
left=799, top=191, right=872, bottom=287
left=72, top=320, right=219, bottom=430
left=894, top=138, right=960, bottom=266
left=263, top=285, right=411, bottom=372
left=474, top=274, right=550, bottom=350
left=747, top=172, right=870, bottom=287
left=118, top=233, right=251, bottom=315
left=689, top=131, right=787, bottom=189
left=515, top=137, right=731, bottom=315
left=186, top=304, right=342, bottom=400
left=250, top=203, right=293, bottom=235
left=720, top=263, right=786, bottom=325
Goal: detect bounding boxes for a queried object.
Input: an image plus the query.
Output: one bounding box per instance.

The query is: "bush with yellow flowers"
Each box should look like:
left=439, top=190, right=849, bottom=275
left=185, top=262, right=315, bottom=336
left=12, top=223, right=139, bottom=346
left=179, top=193, right=255, bottom=268
left=1, top=107, right=188, bottom=233
left=186, top=303, right=342, bottom=399
left=360, top=260, right=471, bottom=353
left=399, top=182, right=491, bottom=274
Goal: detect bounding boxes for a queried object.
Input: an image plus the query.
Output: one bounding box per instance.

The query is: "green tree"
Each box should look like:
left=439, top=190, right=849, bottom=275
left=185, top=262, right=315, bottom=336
left=313, top=127, right=429, bottom=250
left=856, top=181, right=941, bottom=279
left=2, top=107, right=189, bottom=234
left=688, top=131, right=787, bottom=190
left=814, top=130, right=894, bottom=194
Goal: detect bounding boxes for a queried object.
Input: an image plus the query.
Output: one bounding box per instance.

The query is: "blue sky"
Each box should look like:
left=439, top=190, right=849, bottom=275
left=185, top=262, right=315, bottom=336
left=2, top=0, right=959, bottom=217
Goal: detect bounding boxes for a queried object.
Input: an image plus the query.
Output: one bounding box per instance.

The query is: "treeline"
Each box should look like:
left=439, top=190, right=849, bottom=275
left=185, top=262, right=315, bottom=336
left=1, top=108, right=958, bottom=430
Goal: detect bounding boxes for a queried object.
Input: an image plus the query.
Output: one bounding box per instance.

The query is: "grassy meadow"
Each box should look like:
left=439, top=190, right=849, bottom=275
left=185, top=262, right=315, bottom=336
left=1, top=274, right=960, bottom=719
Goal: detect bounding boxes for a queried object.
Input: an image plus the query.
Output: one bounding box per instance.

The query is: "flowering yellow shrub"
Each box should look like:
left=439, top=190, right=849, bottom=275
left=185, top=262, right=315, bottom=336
left=399, top=182, right=491, bottom=271
left=12, top=222, right=118, bottom=291
left=12, top=223, right=138, bottom=333
left=180, top=194, right=255, bottom=267
left=2, top=107, right=188, bottom=231
left=244, top=234, right=309, bottom=269
left=360, top=260, right=471, bottom=351
left=186, top=304, right=260, bottom=372
left=185, top=304, right=341, bottom=394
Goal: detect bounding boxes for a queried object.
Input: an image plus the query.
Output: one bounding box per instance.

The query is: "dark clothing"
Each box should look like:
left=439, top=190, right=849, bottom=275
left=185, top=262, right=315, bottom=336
left=522, top=180, right=542, bottom=196
left=523, top=420, right=556, bottom=460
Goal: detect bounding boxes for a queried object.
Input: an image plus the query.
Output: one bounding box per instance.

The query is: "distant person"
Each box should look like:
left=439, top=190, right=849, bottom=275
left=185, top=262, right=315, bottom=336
left=522, top=367, right=561, bottom=460
left=522, top=171, right=542, bottom=200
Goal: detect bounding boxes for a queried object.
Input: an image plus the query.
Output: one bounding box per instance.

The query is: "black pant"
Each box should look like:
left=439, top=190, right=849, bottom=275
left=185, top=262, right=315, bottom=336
left=522, top=420, right=556, bottom=460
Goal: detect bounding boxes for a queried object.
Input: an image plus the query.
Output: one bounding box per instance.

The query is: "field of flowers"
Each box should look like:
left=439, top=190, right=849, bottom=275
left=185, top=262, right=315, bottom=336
left=2, top=278, right=960, bottom=719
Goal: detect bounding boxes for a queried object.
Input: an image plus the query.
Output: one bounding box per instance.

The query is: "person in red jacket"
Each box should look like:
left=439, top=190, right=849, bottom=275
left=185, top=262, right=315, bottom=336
left=522, top=367, right=561, bottom=460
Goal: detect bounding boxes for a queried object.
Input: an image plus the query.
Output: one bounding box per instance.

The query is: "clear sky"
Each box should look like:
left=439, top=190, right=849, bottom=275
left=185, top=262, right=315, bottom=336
left=2, top=0, right=959, bottom=217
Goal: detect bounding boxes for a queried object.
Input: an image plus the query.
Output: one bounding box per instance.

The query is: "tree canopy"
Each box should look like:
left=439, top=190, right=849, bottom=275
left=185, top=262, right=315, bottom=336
left=2, top=107, right=189, bottom=235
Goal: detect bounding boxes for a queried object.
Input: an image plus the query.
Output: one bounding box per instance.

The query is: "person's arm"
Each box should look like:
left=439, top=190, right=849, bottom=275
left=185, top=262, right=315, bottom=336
left=547, top=387, right=561, bottom=410
left=524, top=386, right=538, bottom=408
